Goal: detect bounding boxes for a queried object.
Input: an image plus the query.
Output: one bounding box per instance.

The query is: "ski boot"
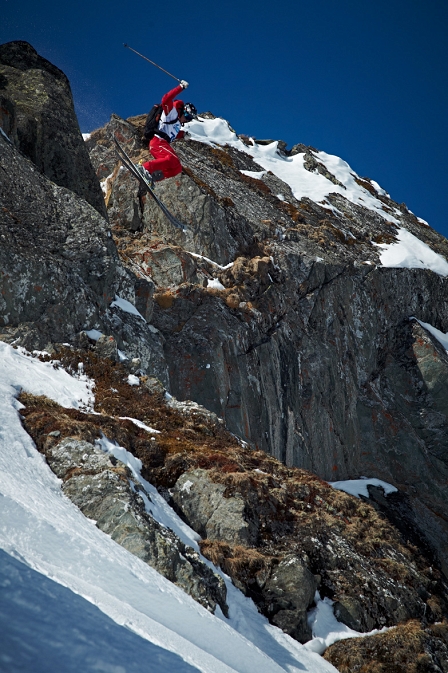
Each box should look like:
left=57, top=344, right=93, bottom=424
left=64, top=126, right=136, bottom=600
left=152, top=170, right=165, bottom=183
left=134, top=163, right=154, bottom=186
left=134, top=165, right=165, bottom=188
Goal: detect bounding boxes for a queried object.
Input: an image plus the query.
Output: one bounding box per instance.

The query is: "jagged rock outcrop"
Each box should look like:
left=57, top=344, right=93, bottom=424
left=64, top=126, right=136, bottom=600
left=87, top=113, right=448, bottom=573
left=0, top=109, right=167, bottom=383
left=0, top=40, right=106, bottom=217
left=41, top=436, right=227, bottom=615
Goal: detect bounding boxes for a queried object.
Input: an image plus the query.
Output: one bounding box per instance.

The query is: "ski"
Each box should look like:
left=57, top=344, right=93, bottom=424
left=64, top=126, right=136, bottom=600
left=113, top=136, right=188, bottom=232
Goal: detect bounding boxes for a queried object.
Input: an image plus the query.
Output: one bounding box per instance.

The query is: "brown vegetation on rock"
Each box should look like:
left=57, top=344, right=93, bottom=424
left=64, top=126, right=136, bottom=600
left=323, top=620, right=448, bottom=673
left=19, top=347, right=448, bottom=643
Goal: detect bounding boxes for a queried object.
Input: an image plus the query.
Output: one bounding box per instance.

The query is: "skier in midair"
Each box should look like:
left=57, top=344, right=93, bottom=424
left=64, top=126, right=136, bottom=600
left=139, top=81, right=196, bottom=183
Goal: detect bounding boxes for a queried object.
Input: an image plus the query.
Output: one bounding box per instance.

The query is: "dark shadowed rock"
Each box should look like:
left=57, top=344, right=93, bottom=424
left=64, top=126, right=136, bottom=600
left=0, top=40, right=106, bottom=217
left=0, top=131, right=167, bottom=383
left=262, top=555, right=317, bottom=643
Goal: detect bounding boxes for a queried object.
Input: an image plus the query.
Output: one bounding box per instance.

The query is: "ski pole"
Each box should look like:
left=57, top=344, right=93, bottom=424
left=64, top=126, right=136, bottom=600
left=123, top=44, right=182, bottom=83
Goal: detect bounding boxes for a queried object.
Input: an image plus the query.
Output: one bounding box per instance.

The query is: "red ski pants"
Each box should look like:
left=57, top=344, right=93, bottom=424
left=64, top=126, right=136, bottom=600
left=143, top=136, right=182, bottom=179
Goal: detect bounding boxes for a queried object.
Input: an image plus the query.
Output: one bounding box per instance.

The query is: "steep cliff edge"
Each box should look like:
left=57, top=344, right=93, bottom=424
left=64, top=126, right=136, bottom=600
left=0, top=40, right=107, bottom=217
left=87, top=113, right=448, bottom=573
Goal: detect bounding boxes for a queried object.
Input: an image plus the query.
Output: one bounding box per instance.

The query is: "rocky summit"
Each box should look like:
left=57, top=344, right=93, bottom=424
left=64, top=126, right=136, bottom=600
left=1, top=41, right=448, bottom=672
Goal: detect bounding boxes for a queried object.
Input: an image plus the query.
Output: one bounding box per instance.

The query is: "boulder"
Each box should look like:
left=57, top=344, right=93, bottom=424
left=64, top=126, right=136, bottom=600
left=263, top=555, right=317, bottom=643
left=172, top=469, right=257, bottom=545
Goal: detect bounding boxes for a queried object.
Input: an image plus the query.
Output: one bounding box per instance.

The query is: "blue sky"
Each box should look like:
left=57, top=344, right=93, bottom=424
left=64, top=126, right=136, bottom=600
left=2, top=0, right=448, bottom=237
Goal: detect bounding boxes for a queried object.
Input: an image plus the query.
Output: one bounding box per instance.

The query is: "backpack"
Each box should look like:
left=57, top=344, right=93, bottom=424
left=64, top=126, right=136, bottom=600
left=142, top=104, right=179, bottom=143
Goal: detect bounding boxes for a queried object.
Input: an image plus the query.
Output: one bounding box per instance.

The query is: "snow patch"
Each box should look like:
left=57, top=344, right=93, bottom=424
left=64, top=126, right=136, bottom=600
left=186, top=118, right=402, bottom=224
left=188, top=251, right=234, bottom=270
left=375, top=228, right=448, bottom=276
left=328, top=478, right=397, bottom=499
left=85, top=329, right=102, bottom=341
left=240, top=169, right=267, bottom=179
left=119, top=416, right=161, bottom=434
left=207, top=277, right=226, bottom=290
left=110, top=295, right=146, bottom=321
left=304, top=592, right=389, bottom=655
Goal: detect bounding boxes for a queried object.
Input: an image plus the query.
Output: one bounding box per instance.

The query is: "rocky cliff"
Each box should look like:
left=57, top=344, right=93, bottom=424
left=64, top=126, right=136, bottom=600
left=85, top=112, right=448, bottom=578
left=0, top=41, right=107, bottom=217
left=2, top=41, right=448, bottom=672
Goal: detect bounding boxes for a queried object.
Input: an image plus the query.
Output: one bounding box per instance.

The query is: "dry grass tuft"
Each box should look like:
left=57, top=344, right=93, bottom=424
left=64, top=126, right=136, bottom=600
left=200, top=540, right=274, bottom=582
left=324, top=620, right=448, bottom=672
left=154, top=290, right=175, bottom=309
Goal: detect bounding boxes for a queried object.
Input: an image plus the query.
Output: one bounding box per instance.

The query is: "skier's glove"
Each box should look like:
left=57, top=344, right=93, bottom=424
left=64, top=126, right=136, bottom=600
left=180, top=80, right=189, bottom=89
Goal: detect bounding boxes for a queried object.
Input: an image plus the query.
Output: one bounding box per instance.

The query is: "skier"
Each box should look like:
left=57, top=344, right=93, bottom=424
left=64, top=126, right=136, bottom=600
left=139, top=81, right=196, bottom=183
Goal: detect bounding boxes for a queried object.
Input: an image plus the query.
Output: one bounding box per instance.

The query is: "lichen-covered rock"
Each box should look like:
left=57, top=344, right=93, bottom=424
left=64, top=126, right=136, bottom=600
left=262, top=555, right=317, bottom=643
left=44, top=437, right=228, bottom=616
left=172, top=469, right=257, bottom=545
left=0, top=40, right=106, bottom=218
left=95, top=334, right=119, bottom=361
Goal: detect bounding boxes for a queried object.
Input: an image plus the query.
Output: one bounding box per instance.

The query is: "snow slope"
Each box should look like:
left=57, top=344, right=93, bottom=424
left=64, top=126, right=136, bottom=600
left=375, top=228, right=448, bottom=276
left=0, top=342, right=338, bottom=673
left=186, top=117, right=397, bottom=223
left=186, top=117, right=448, bottom=276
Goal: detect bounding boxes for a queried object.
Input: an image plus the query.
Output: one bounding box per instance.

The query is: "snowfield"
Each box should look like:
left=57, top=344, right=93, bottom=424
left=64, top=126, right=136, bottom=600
left=0, top=342, right=342, bottom=673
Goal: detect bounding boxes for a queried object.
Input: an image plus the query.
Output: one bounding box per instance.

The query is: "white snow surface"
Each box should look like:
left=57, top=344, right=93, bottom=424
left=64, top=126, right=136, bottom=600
left=85, top=328, right=102, bottom=341
left=412, top=317, right=448, bottom=352
left=207, top=277, right=226, bottom=290
left=328, top=478, right=398, bottom=499
left=0, top=342, right=338, bottom=673
left=188, top=251, right=234, bottom=270
left=304, top=593, right=389, bottom=655
left=110, top=294, right=146, bottom=321
left=375, top=227, right=448, bottom=276
left=118, top=416, right=161, bottom=434
left=186, top=117, right=397, bottom=223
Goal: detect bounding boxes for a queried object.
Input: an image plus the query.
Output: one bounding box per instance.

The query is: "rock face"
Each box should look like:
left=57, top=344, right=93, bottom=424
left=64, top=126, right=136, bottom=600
left=87, top=112, right=448, bottom=571
left=41, top=436, right=228, bottom=615
left=0, top=106, right=166, bottom=383
left=0, top=40, right=106, bottom=217
left=172, top=469, right=258, bottom=545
